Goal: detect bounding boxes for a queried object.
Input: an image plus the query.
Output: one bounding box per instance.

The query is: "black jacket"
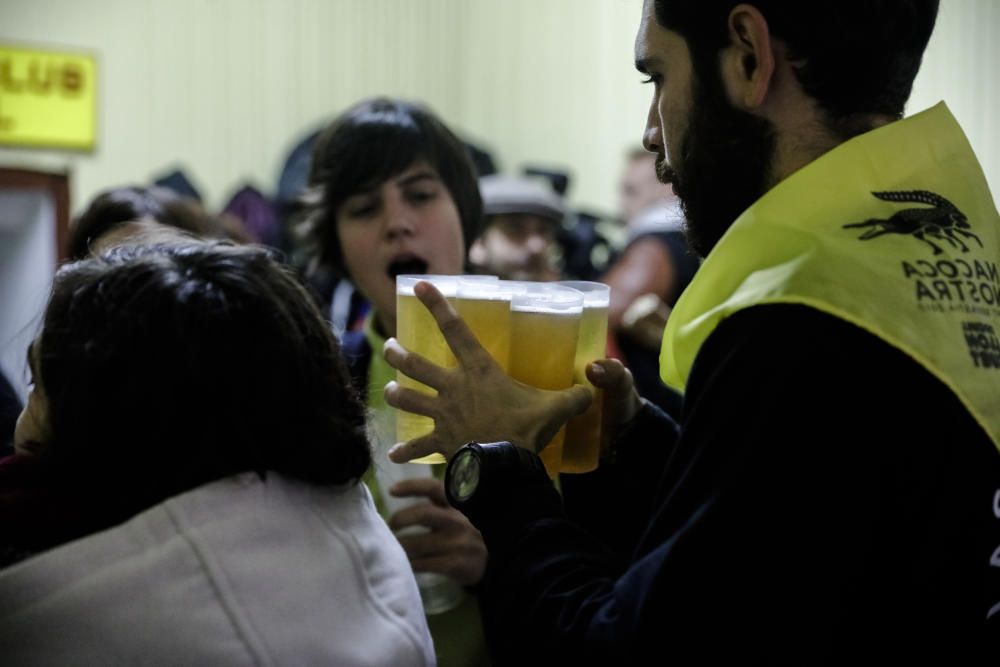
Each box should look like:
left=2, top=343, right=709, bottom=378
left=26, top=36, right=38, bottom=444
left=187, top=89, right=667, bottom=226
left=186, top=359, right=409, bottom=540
left=464, top=304, right=1000, bottom=665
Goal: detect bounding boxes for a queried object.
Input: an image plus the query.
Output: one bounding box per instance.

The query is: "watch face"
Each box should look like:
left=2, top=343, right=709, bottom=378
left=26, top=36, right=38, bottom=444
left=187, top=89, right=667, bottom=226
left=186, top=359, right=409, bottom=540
left=450, top=448, right=481, bottom=502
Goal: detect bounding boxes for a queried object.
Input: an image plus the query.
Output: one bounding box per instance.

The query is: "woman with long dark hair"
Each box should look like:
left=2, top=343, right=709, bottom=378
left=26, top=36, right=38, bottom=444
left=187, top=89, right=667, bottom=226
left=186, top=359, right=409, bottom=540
left=0, top=241, right=433, bottom=665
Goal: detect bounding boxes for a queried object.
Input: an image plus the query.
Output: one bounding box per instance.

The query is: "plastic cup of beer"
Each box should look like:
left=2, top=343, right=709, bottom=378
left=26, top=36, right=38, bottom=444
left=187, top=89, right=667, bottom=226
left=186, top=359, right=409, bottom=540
left=558, top=281, right=610, bottom=473
left=508, top=283, right=584, bottom=477
left=395, top=275, right=461, bottom=464
left=455, top=278, right=521, bottom=372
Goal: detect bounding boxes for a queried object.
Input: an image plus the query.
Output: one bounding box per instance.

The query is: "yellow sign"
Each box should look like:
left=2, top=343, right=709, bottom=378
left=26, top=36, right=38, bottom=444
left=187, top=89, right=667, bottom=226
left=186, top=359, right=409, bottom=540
left=0, top=44, right=96, bottom=150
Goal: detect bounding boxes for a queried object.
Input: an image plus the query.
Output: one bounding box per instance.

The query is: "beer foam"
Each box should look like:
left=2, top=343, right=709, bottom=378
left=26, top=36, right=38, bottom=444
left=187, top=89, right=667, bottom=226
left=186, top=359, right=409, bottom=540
left=510, top=284, right=584, bottom=314
left=510, top=304, right=583, bottom=315
left=457, top=280, right=518, bottom=301
left=396, top=274, right=460, bottom=297
left=457, top=290, right=510, bottom=301
left=558, top=281, right=610, bottom=308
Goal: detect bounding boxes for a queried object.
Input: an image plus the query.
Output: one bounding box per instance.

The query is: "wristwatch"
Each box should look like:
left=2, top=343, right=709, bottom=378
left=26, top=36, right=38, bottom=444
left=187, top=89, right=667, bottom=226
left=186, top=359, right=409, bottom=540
left=445, top=441, right=546, bottom=513
left=445, top=443, right=486, bottom=505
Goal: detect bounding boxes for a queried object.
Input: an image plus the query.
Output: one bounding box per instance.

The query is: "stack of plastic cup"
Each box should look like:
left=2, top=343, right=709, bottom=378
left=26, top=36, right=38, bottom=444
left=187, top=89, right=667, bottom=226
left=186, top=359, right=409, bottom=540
left=507, top=283, right=584, bottom=477
left=558, top=281, right=610, bottom=473
left=395, top=275, right=461, bottom=464
left=455, top=277, right=524, bottom=372
left=394, top=275, right=611, bottom=478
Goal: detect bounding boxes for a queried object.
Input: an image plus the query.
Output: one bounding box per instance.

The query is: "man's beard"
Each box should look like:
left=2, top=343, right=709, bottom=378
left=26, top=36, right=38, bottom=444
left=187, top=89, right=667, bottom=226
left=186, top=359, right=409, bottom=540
left=657, top=69, right=777, bottom=258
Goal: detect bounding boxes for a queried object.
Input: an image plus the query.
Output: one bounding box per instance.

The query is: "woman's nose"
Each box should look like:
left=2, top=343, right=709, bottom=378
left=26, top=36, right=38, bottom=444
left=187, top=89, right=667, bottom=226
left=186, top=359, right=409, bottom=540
left=383, top=197, right=416, bottom=239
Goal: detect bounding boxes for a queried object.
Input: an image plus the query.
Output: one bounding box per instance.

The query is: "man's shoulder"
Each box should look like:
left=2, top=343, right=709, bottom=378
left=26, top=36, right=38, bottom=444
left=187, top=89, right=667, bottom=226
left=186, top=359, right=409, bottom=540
left=693, top=303, right=887, bottom=381
left=689, top=303, right=996, bottom=461
left=712, top=303, right=866, bottom=347
left=689, top=302, right=973, bottom=429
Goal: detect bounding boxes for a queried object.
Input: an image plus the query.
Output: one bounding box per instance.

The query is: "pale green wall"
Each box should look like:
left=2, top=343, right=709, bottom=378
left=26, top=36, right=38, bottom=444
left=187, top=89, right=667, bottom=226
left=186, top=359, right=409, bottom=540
left=0, top=0, right=996, bottom=217
left=908, top=0, right=1000, bottom=200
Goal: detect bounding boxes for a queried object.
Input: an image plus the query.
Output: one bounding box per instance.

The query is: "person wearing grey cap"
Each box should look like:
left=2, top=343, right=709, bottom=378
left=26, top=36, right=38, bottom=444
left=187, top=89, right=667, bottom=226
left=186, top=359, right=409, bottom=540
left=469, top=175, right=565, bottom=281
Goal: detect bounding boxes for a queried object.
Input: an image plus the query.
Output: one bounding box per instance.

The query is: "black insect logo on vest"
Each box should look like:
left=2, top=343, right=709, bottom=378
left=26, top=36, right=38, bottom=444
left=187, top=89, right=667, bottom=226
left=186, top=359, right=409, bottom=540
left=842, top=190, right=982, bottom=255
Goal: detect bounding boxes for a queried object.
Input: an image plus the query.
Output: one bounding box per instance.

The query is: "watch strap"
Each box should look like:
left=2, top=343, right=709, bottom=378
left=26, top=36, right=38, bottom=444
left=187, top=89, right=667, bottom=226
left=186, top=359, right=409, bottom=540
left=445, top=441, right=563, bottom=548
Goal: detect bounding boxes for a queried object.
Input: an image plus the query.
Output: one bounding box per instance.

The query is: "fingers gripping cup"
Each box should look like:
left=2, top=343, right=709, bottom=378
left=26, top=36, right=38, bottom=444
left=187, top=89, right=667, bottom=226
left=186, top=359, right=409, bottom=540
left=558, top=281, right=610, bottom=473
left=395, top=275, right=497, bottom=464
left=508, top=283, right=584, bottom=477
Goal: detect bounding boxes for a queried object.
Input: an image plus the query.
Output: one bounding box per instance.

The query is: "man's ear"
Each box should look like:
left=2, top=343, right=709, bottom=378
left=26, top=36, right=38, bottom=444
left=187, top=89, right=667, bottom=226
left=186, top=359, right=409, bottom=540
left=719, top=4, right=776, bottom=110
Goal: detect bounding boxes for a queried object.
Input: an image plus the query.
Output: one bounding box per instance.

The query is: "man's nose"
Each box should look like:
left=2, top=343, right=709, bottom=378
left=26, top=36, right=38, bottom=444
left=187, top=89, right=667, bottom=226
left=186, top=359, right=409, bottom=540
left=642, top=123, right=662, bottom=155
left=642, top=100, right=662, bottom=154
left=525, top=232, right=549, bottom=255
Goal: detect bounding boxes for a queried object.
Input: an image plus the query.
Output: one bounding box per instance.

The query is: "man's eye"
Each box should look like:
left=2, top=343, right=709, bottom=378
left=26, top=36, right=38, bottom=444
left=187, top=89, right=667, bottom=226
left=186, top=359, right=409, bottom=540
left=498, top=222, right=529, bottom=239
left=641, top=75, right=661, bottom=86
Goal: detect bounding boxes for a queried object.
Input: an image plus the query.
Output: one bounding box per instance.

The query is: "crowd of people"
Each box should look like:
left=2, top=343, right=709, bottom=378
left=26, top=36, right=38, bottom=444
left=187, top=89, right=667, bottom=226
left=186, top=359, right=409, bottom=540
left=1, top=1, right=997, bottom=665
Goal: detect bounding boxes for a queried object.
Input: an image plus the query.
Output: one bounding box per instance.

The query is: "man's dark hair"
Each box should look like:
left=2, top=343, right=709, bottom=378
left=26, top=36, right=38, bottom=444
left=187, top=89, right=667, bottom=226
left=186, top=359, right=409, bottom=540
left=305, top=97, right=484, bottom=276
left=35, top=242, right=370, bottom=513
left=67, top=186, right=169, bottom=259
left=654, top=1, right=939, bottom=134
left=68, top=186, right=245, bottom=260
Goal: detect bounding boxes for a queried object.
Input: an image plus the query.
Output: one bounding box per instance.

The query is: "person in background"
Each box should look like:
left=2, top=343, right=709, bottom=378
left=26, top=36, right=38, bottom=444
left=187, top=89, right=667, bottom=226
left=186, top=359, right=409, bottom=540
left=66, top=185, right=250, bottom=260
left=618, top=146, right=674, bottom=230
left=603, top=149, right=700, bottom=416
left=468, top=175, right=565, bottom=281
left=382, top=0, right=1000, bottom=663
left=275, top=128, right=499, bottom=332
left=610, top=149, right=697, bottom=313
left=304, top=96, right=491, bottom=667
left=0, top=242, right=433, bottom=665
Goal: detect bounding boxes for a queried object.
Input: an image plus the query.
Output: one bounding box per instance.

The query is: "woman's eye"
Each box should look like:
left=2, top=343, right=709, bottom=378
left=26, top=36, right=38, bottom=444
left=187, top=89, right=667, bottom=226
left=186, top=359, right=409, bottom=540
left=407, top=189, right=437, bottom=204
left=346, top=202, right=377, bottom=218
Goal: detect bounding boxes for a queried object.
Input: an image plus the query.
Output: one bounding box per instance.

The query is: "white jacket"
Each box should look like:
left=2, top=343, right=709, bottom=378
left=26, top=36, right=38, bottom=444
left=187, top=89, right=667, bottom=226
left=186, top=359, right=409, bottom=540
left=0, top=472, right=436, bottom=666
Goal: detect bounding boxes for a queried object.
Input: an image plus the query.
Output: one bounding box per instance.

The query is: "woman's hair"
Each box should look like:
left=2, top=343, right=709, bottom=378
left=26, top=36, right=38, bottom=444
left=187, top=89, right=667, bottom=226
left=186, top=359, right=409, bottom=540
left=304, top=97, right=484, bottom=276
left=67, top=186, right=248, bottom=260
left=36, top=241, right=370, bottom=509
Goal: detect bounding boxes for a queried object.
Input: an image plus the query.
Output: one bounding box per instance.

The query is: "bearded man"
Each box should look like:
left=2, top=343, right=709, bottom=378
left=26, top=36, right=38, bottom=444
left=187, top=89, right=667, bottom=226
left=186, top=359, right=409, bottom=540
left=383, top=1, right=1000, bottom=663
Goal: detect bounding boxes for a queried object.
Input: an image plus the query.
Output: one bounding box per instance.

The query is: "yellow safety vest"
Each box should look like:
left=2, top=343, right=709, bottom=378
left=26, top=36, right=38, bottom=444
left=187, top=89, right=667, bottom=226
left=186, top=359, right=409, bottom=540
left=660, top=103, right=1000, bottom=452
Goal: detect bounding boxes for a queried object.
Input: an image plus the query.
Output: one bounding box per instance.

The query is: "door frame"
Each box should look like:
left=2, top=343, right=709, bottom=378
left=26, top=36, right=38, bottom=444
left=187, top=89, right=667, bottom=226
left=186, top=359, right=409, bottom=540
left=0, top=167, right=70, bottom=262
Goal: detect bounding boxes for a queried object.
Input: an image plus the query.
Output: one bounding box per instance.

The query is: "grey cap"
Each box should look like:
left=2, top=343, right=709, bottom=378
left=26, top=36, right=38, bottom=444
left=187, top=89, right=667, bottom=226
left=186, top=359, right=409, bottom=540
left=479, top=175, right=566, bottom=223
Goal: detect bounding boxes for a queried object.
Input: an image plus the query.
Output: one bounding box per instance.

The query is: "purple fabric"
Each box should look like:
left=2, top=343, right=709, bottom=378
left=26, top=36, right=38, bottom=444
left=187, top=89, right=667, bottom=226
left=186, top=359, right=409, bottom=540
left=222, top=185, right=280, bottom=246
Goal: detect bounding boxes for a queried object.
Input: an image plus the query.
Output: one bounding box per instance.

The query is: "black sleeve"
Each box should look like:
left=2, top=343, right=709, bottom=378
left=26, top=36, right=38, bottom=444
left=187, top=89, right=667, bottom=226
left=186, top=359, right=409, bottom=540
left=465, top=305, right=999, bottom=665
left=560, top=399, right=679, bottom=560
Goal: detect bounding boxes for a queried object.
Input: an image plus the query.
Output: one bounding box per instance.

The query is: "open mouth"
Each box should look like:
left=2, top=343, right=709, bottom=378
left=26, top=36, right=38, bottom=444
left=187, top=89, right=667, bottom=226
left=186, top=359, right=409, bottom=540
left=386, top=255, right=429, bottom=279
